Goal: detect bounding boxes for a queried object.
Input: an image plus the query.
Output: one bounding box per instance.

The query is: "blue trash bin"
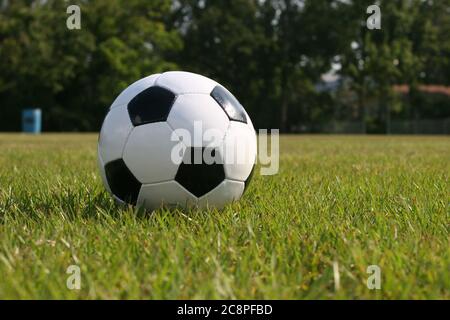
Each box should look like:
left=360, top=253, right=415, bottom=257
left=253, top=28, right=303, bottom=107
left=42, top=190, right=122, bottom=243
left=22, top=109, right=42, bottom=134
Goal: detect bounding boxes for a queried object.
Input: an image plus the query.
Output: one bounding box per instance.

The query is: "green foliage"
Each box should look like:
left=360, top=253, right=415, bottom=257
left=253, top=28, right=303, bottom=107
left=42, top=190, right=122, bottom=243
left=0, top=134, right=448, bottom=298
left=0, top=0, right=449, bottom=132
left=337, top=0, right=450, bottom=132
left=0, top=0, right=182, bottom=131
left=177, top=0, right=346, bottom=130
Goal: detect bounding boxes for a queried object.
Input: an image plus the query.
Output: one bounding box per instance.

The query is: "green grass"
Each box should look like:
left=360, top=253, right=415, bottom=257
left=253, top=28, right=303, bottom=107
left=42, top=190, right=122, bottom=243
left=0, top=134, right=448, bottom=299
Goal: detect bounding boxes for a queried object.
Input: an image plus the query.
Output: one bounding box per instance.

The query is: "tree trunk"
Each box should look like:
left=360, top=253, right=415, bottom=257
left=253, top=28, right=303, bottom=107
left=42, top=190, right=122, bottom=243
left=280, top=67, right=289, bottom=133
left=358, top=87, right=367, bottom=134
left=384, top=88, right=391, bottom=134
left=386, top=102, right=391, bottom=134
left=280, top=93, right=288, bottom=132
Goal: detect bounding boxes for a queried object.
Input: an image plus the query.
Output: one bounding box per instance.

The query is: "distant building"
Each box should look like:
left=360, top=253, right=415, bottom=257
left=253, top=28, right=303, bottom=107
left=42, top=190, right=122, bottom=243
left=392, top=85, right=450, bottom=97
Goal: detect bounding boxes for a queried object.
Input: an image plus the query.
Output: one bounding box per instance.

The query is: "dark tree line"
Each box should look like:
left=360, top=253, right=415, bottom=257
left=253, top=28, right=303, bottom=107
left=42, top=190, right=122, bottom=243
left=0, top=0, right=449, bottom=132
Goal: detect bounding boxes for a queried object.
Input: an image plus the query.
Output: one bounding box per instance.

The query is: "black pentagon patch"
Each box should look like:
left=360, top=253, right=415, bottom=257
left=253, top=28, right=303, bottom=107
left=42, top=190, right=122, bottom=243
left=211, top=85, right=247, bottom=123
left=104, top=159, right=141, bottom=205
left=128, top=86, right=175, bottom=126
left=175, top=147, right=225, bottom=197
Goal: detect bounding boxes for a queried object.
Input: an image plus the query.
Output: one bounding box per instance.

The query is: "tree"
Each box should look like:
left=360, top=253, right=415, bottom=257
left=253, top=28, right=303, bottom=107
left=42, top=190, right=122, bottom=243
left=176, top=0, right=346, bottom=131
left=338, top=0, right=450, bottom=133
left=0, top=0, right=182, bottom=131
left=0, top=0, right=448, bottom=132
left=173, top=0, right=273, bottom=128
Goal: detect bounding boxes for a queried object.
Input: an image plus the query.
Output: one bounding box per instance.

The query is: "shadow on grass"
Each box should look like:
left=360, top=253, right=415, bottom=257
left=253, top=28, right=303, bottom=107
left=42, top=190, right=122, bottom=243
left=0, top=177, right=251, bottom=226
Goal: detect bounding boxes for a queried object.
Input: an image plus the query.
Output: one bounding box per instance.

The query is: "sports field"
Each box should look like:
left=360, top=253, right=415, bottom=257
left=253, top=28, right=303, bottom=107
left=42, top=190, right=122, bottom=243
left=0, top=134, right=448, bottom=299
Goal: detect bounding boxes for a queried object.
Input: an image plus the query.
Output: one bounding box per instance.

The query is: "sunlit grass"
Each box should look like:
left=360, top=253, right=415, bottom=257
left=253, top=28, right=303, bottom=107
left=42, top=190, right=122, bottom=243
left=0, top=134, right=448, bottom=299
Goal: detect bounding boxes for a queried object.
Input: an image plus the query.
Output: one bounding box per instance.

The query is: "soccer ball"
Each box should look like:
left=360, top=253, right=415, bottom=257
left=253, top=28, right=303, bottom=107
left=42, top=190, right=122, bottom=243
left=98, top=71, right=256, bottom=210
